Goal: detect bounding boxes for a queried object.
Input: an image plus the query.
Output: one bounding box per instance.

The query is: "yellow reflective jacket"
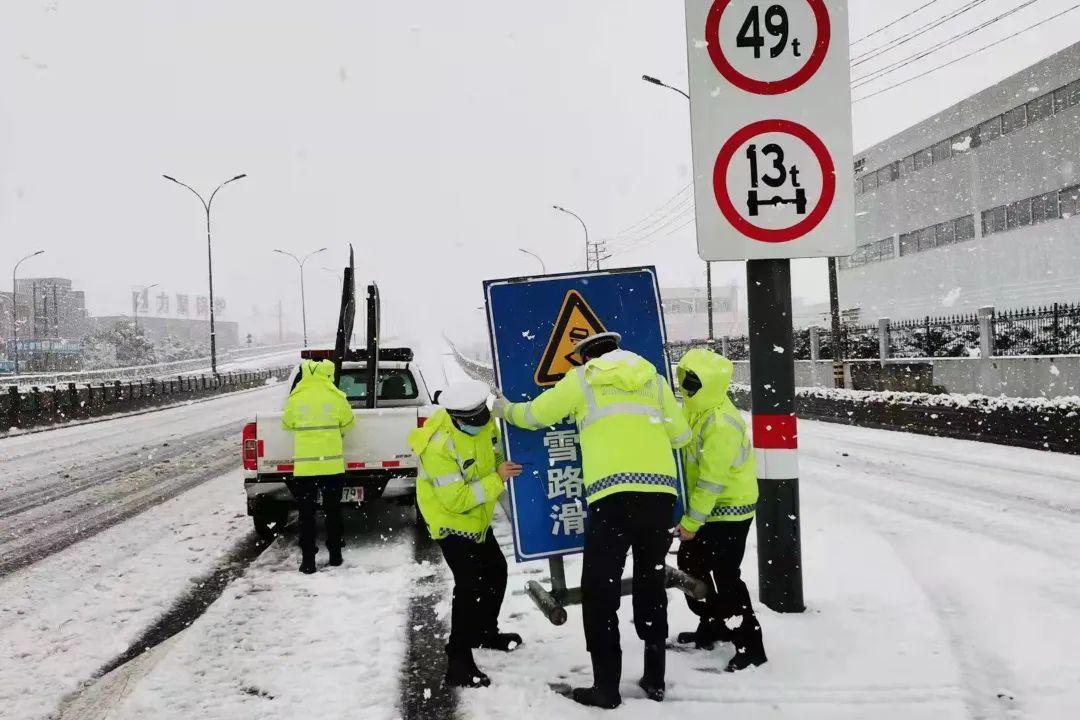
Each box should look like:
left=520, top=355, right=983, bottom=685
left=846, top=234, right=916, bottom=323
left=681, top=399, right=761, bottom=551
left=409, top=409, right=505, bottom=542
left=503, top=350, right=691, bottom=503
left=676, top=349, right=757, bottom=533
left=282, top=359, right=355, bottom=477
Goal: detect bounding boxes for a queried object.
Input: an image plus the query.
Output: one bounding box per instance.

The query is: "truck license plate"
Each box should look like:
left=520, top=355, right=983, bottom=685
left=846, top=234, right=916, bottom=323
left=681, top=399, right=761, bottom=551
left=341, top=487, right=363, bottom=504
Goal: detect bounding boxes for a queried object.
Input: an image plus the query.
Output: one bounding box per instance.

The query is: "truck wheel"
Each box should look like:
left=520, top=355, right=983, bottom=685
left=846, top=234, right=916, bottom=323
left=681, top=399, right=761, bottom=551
left=253, top=504, right=290, bottom=541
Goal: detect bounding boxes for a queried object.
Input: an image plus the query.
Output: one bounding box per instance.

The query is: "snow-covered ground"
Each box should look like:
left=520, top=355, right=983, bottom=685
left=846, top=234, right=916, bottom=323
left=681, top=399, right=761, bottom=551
left=0, top=471, right=253, bottom=720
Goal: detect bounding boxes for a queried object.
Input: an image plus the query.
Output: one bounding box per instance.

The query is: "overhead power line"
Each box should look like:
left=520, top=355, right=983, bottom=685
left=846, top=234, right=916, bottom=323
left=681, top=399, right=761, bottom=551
left=609, top=183, right=692, bottom=239
left=852, top=0, right=1045, bottom=88
left=850, top=0, right=941, bottom=46
left=853, top=1, right=1080, bottom=103
left=851, top=0, right=992, bottom=67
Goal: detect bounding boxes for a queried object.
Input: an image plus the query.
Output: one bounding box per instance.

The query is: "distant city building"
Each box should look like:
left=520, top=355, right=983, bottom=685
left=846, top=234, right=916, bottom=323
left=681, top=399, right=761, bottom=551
left=841, top=41, right=1080, bottom=321
left=660, top=285, right=743, bottom=341
left=90, top=315, right=240, bottom=350
left=1, top=277, right=88, bottom=364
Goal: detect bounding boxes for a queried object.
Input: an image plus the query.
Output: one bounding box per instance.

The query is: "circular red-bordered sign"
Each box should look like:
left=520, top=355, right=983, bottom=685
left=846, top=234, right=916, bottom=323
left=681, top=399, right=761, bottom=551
left=706, top=0, right=831, bottom=96
left=713, top=118, right=835, bottom=243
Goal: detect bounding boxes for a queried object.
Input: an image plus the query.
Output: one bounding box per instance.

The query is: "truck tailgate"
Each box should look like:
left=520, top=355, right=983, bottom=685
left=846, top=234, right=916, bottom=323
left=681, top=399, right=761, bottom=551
left=256, top=407, right=419, bottom=474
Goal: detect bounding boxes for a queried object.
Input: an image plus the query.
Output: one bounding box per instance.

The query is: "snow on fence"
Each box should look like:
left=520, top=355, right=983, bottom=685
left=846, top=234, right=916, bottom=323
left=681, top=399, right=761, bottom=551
left=447, top=341, right=1080, bottom=455
left=1, top=366, right=294, bottom=434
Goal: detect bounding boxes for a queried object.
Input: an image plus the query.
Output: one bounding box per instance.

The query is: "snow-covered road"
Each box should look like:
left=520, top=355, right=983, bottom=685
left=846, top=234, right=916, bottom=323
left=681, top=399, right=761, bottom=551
left=4, top=349, right=1078, bottom=719
left=0, top=382, right=285, bottom=575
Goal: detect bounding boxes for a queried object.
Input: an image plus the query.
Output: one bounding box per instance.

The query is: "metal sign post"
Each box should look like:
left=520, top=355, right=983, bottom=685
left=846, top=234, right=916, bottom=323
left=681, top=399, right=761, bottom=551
left=484, top=267, right=705, bottom=623
left=684, top=0, right=857, bottom=613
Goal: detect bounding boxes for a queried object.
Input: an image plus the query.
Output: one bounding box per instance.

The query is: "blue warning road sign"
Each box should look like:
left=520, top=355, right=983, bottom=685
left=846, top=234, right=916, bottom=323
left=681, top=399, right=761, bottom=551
left=484, top=267, right=686, bottom=562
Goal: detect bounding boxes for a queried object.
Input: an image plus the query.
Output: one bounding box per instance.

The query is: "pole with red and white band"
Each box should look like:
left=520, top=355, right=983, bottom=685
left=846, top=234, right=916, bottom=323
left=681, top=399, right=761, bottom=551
left=746, top=258, right=804, bottom=613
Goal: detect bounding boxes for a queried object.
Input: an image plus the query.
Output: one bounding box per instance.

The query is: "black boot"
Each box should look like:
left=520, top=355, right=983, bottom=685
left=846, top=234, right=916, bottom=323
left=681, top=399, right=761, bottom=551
left=328, top=547, right=343, bottom=566
left=445, top=647, right=491, bottom=688
left=478, top=631, right=523, bottom=652
left=638, top=643, right=665, bottom=701
left=299, top=555, right=316, bottom=574
left=725, top=621, right=767, bottom=672
left=570, top=651, right=622, bottom=709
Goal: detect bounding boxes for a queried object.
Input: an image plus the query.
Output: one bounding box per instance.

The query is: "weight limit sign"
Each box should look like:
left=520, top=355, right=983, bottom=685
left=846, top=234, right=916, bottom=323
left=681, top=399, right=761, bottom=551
left=706, top=0, right=831, bottom=95
left=713, top=118, right=835, bottom=244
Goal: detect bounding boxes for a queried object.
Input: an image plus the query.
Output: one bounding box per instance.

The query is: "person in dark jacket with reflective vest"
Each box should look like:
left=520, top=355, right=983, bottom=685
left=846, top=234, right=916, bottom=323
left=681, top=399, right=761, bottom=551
left=282, top=359, right=355, bottom=574
left=494, top=332, right=691, bottom=709
left=408, top=380, right=524, bottom=688
left=674, top=349, right=767, bottom=671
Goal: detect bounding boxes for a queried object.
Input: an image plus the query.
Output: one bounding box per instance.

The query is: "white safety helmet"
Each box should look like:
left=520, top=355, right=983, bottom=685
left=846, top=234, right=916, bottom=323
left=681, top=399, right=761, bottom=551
left=438, top=380, right=492, bottom=425
left=573, top=331, right=622, bottom=361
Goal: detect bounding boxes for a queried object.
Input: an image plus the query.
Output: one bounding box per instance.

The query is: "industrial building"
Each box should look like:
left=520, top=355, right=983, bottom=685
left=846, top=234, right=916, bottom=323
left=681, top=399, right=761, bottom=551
left=841, top=41, right=1080, bottom=321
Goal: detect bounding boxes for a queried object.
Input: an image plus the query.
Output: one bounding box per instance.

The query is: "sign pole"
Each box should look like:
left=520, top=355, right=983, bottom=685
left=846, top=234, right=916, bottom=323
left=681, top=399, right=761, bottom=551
left=746, top=258, right=804, bottom=613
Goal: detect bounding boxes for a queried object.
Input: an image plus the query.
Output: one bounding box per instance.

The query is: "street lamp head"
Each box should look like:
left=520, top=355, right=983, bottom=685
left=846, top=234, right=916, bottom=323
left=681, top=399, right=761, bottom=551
left=273, top=249, right=285, bottom=255
left=230, top=174, right=247, bottom=182
left=32, top=250, right=45, bottom=257
left=315, top=247, right=328, bottom=253
left=162, top=174, right=177, bottom=182
left=642, top=74, right=663, bottom=85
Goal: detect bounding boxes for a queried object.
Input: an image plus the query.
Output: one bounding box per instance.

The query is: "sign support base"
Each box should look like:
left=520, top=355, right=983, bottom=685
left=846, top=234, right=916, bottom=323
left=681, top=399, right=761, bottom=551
left=524, top=556, right=708, bottom=626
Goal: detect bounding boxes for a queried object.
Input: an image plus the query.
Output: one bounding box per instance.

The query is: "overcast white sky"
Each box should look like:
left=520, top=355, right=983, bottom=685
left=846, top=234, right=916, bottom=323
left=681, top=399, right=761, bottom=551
left=2, top=0, right=1079, bottom=343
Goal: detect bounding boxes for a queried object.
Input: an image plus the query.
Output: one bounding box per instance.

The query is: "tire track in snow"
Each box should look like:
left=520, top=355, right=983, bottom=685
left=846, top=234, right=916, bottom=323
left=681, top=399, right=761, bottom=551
left=399, top=525, right=459, bottom=720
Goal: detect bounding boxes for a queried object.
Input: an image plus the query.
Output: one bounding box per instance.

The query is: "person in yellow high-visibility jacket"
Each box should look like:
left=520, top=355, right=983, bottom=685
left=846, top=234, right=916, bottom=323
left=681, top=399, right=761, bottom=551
left=282, top=359, right=355, bottom=574
left=409, top=380, right=524, bottom=689
left=493, top=332, right=691, bottom=708
left=674, top=348, right=767, bottom=672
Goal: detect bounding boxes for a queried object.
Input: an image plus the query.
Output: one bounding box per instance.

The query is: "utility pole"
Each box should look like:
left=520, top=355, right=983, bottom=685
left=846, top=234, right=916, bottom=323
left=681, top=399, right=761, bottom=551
left=273, top=247, right=327, bottom=347
left=277, top=299, right=284, bottom=343
left=162, top=173, right=247, bottom=375
left=828, top=257, right=844, bottom=388
left=132, top=283, right=159, bottom=332
left=640, top=73, right=714, bottom=343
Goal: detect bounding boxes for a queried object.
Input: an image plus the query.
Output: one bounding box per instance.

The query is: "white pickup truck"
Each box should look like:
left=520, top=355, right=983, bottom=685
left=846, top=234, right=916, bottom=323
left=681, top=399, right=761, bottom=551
left=241, top=347, right=434, bottom=539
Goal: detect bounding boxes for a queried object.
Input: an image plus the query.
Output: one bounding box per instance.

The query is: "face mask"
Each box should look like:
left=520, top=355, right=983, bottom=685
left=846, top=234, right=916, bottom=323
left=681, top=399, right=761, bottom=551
left=458, top=424, right=484, bottom=436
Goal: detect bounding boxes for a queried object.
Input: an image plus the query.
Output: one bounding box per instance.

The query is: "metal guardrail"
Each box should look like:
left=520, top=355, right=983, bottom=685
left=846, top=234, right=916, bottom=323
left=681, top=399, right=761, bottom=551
left=1, top=366, right=294, bottom=434
left=3, top=343, right=302, bottom=388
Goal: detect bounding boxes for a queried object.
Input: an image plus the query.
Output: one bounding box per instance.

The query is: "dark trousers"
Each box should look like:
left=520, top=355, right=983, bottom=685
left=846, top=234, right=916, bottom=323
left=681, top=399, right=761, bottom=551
left=439, top=532, right=508, bottom=651
left=285, top=475, right=344, bottom=558
left=581, top=492, right=675, bottom=656
left=676, top=518, right=759, bottom=641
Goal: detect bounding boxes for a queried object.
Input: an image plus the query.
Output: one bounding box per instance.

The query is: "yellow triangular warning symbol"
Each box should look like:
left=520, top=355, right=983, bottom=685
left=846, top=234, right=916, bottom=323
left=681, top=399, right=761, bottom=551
left=534, top=289, right=607, bottom=387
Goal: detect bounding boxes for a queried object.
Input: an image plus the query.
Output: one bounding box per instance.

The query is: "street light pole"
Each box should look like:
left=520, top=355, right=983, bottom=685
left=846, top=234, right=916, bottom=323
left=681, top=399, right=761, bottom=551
left=641, top=73, right=715, bottom=344
left=518, top=248, right=547, bottom=274
left=132, top=283, right=159, bottom=332
left=274, top=248, right=328, bottom=347
left=827, top=257, right=844, bottom=388
left=11, top=250, right=45, bottom=375
left=162, top=173, right=247, bottom=375
left=552, top=205, right=589, bottom=271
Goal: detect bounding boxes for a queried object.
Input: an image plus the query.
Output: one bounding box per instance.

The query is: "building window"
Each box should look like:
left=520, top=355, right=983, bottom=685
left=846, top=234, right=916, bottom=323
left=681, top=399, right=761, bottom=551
left=1006, top=198, right=1032, bottom=229
left=977, top=115, right=1002, bottom=145
left=901, top=155, right=916, bottom=176
left=879, top=237, right=895, bottom=260
left=878, top=162, right=898, bottom=185
left=982, top=205, right=1007, bottom=236
left=913, top=147, right=933, bottom=170
left=955, top=215, right=976, bottom=242
left=1027, top=93, right=1055, bottom=124
left=862, top=173, right=878, bottom=192
left=1061, top=185, right=1080, bottom=218
left=917, top=226, right=936, bottom=252
left=1001, top=105, right=1027, bottom=135
left=899, top=232, right=918, bottom=256
left=1036, top=191, right=1060, bottom=223
left=951, top=131, right=974, bottom=154
left=1054, top=79, right=1080, bottom=113
left=935, top=220, right=955, bottom=246
left=932, top=139, right=952, bottom=163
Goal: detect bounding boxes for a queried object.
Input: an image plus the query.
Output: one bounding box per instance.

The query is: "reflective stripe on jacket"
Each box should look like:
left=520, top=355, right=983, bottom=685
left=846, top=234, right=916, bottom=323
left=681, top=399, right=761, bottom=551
left=677, top=349, right=758, bottom=532
left=282, top=359, right=355, bottom=477
left=408, top=409, right=505, bottom=542
left=503, top=350, right=691, bottom=503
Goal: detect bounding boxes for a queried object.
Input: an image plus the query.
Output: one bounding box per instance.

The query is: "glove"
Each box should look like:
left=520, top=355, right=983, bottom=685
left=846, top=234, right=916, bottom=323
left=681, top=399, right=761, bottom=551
left=491, top=387, right=509, bottom=419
